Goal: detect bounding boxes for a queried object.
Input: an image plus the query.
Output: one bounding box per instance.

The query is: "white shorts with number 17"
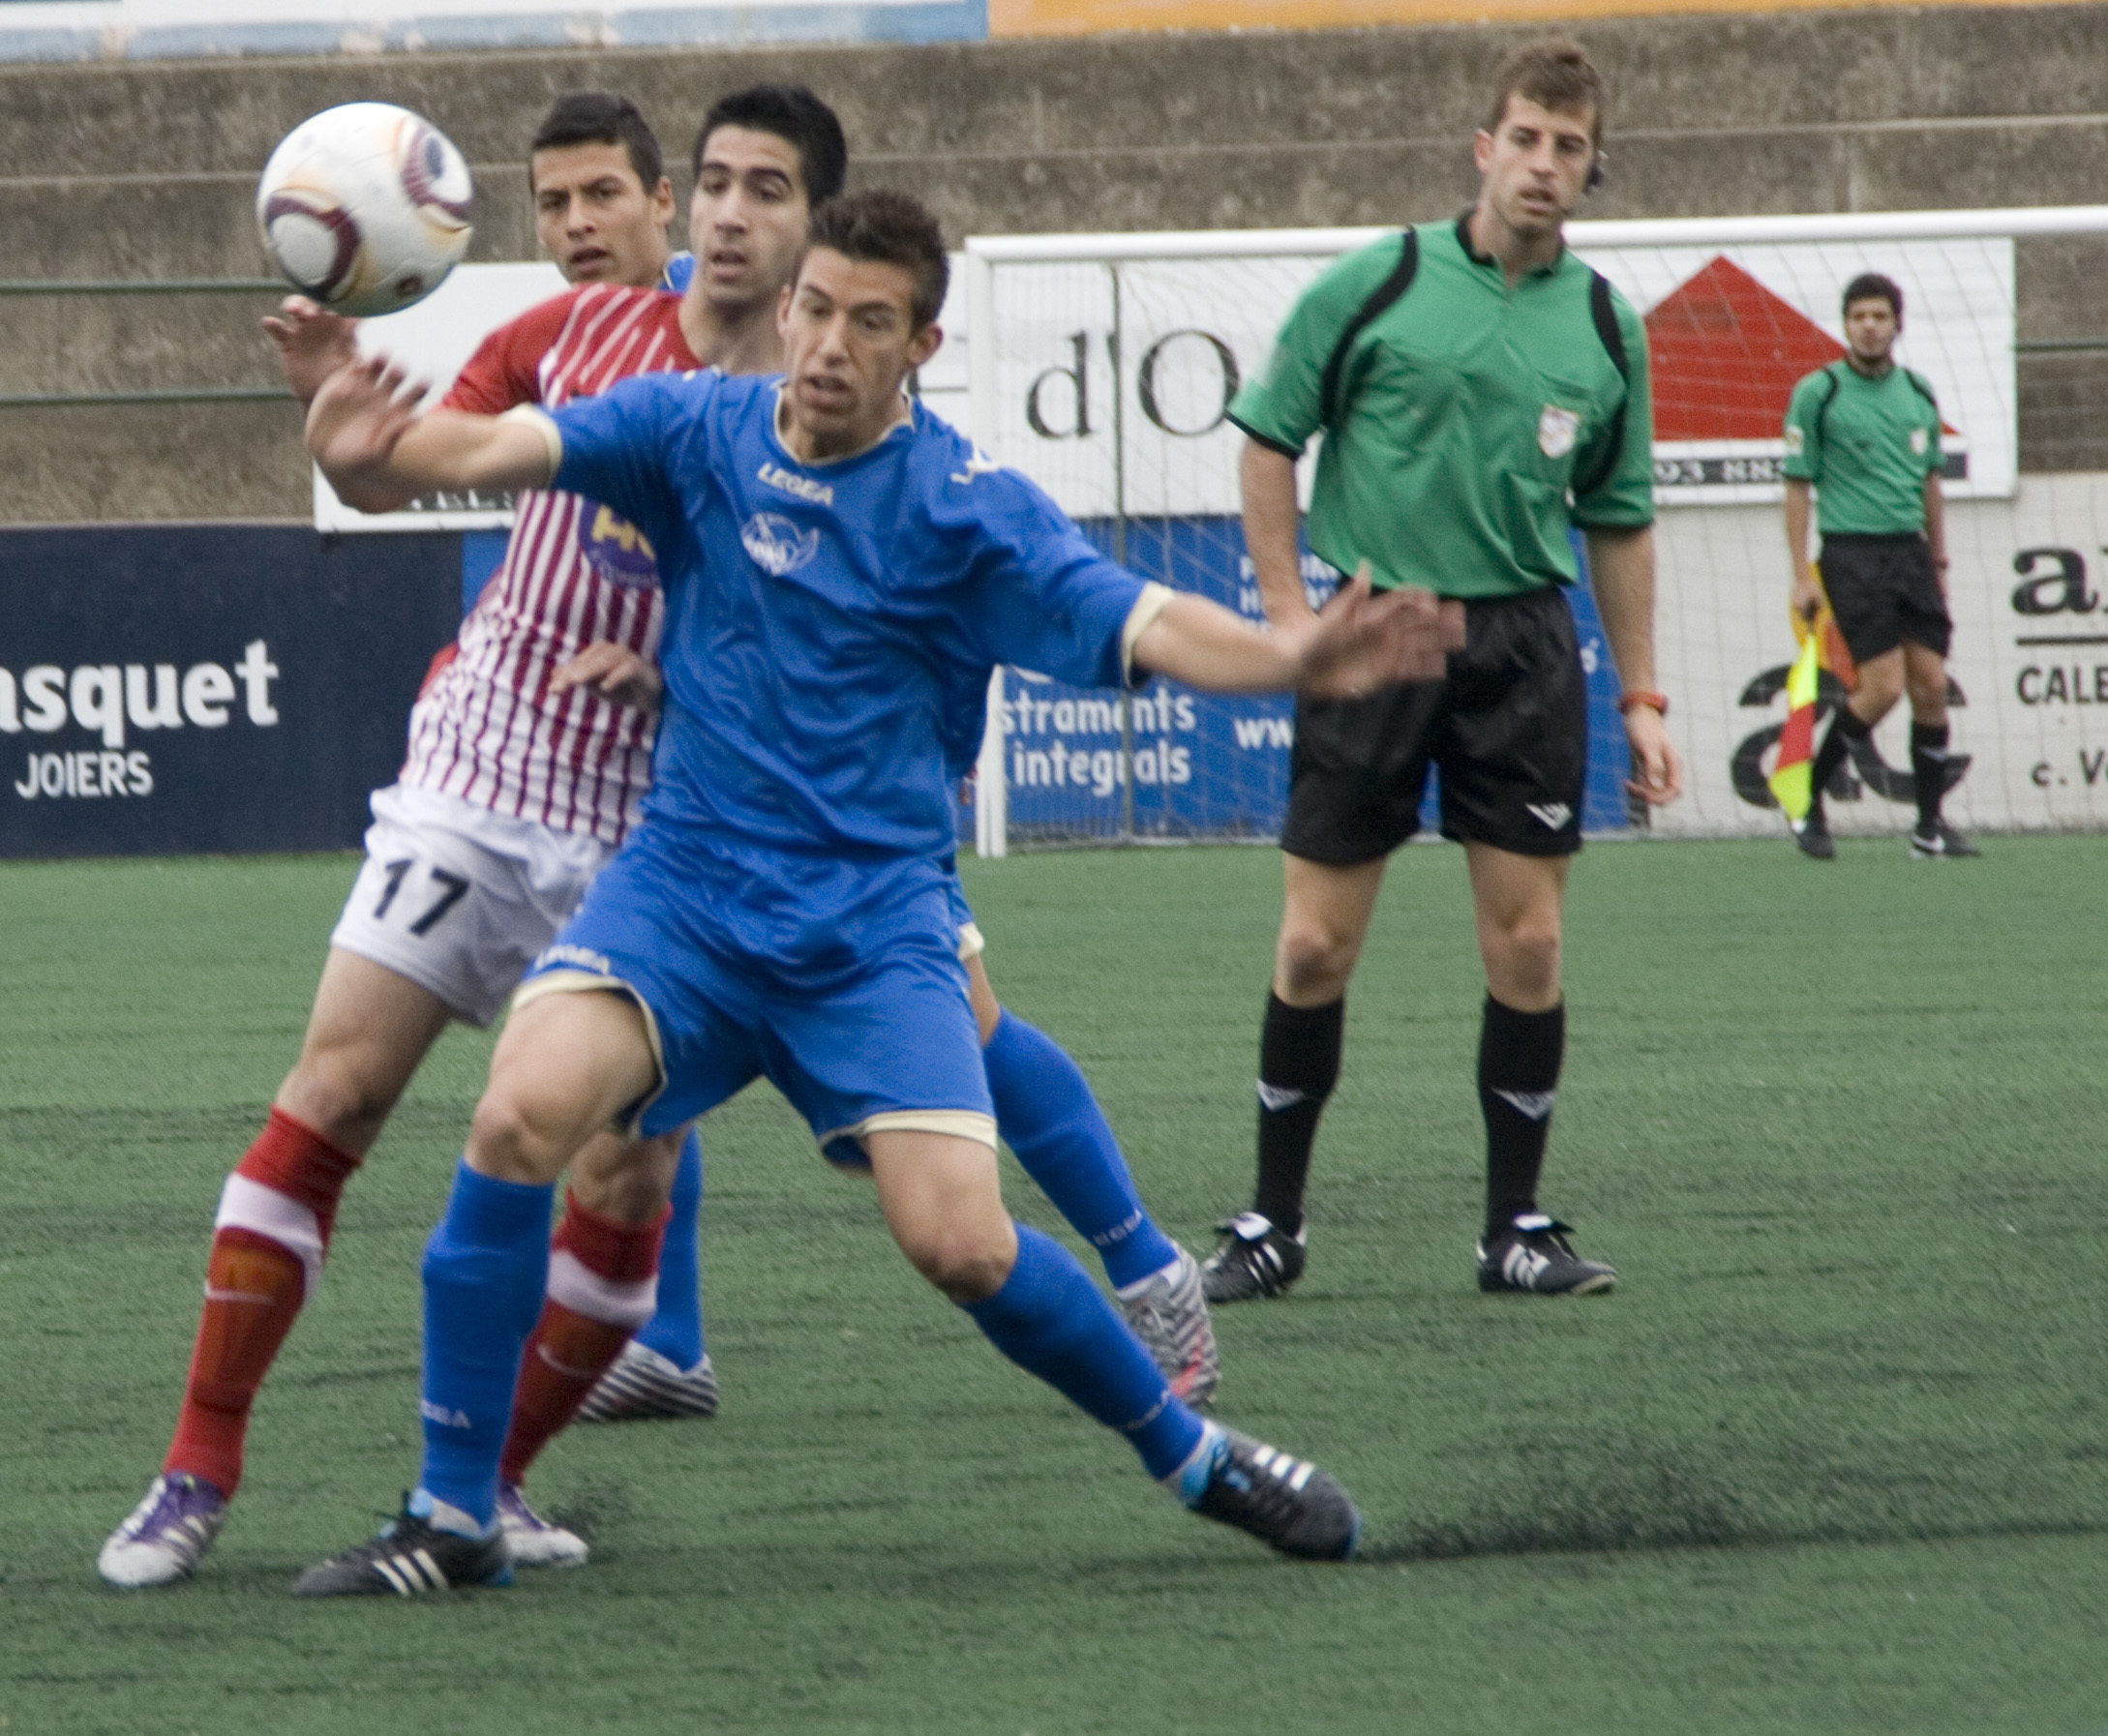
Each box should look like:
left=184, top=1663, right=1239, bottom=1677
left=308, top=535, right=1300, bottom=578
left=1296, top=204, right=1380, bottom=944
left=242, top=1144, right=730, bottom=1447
left=329, top=783, right=614, bottom=1027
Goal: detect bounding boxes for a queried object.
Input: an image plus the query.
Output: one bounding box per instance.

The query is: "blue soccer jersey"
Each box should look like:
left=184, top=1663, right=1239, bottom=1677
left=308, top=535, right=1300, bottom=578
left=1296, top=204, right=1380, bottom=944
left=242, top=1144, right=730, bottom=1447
left=518, top=370, right=1159, bottom=1153
left=537, top=372, right=1153, bottom=946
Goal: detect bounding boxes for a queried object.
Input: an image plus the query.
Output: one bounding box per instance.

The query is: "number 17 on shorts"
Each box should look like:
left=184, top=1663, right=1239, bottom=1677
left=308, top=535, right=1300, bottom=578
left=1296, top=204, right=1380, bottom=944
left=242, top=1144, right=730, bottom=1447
left=326, top=788, right=607, bottom=1029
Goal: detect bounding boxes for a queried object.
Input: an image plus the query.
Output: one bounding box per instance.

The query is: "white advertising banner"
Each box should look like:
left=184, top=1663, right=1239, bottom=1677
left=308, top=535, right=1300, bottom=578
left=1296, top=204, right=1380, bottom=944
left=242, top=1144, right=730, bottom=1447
left=317, top=255, right=980, bottom=532
left=973, top=238, right=2015, bottom=523
left=1658, top=475, right=2108, bottom=839
left=977, top=254, right=1323, bottom=521
left=312, top=259, right=563, bottom=533
left=1595, top=239, right=2013, bottom=505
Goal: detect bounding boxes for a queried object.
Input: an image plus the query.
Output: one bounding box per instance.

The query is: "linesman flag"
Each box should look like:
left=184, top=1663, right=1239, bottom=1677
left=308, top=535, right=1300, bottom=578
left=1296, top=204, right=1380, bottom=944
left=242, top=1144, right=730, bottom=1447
left=1772, top=565, right=1855, bottom=820
left=1769, top=628, right=1822, bottom=820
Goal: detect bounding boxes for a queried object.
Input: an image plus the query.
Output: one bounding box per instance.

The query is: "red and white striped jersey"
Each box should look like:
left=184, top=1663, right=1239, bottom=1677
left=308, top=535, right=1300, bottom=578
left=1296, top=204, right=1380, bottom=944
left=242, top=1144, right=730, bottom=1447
left=400, top=284, right=700, bottom=846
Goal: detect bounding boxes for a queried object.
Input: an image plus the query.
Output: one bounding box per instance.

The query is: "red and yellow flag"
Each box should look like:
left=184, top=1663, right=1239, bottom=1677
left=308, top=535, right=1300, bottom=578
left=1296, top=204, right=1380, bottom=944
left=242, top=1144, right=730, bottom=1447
left=1769, top=628, right=1822, bottom=820
left=1771, top=568, right=1855, bottom=820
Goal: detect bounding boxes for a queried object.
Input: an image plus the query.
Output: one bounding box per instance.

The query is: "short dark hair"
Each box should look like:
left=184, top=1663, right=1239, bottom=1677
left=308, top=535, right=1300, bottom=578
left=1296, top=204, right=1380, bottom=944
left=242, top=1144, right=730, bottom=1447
left=1486, top=38, right=1608, bottom=147
left=802, top=191, right=949, bottom=330
left=529, top=91, right=665, bottom=193
left=1843, top=273, right=1904, bottom=321
left=693, top=84, right=848, bottom=204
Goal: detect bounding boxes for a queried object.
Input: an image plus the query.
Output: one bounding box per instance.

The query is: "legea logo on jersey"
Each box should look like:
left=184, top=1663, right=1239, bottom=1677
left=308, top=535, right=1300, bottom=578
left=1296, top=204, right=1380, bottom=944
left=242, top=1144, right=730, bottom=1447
left=577, top=503, right=658, bottom=590
left=758, top=463, right=834, bottom=507
left=740, top=512, right=820, bottom=577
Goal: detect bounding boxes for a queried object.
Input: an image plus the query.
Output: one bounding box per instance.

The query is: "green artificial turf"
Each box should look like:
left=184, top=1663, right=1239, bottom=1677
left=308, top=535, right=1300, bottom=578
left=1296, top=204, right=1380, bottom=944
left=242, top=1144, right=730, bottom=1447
left=2, top=838, right=2104, bottom=1734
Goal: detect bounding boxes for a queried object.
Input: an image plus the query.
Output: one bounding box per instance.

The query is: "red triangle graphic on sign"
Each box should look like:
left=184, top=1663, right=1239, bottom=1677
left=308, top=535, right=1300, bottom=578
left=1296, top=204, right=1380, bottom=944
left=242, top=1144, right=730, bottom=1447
left=1645, top=256, right=1845, bottom=442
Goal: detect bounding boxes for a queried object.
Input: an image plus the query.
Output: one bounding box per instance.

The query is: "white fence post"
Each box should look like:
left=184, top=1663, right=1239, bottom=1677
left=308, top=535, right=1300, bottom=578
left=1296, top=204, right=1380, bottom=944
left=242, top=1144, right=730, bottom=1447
left=964, top=247, right=1008, bottom=858
left=976, top=667, right=1008, bottom=859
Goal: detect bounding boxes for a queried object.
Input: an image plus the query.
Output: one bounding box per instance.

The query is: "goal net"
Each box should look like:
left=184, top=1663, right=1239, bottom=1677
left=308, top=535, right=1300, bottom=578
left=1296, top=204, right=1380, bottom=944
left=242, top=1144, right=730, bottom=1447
left=948, top=208, right=2108, bottom=853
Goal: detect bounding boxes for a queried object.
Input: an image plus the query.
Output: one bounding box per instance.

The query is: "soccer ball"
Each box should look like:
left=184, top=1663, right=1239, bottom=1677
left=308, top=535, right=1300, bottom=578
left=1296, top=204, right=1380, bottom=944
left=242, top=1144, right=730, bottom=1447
left=256, top=103, right=473, bottom=317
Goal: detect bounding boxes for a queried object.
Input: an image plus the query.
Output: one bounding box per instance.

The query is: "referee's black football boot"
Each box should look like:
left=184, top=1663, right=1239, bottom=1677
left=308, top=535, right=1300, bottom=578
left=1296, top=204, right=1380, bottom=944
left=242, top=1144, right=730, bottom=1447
left=293, top=1493, right=512, bottom=1598
left=1199, top=1212, right=1307, bottom=1304
left=1788, top=807, right=1835, bottom=859
left=1909, top=819, right=1979, bottom=858
left=1476, top=1213, right=1616, bottom=1297
left=1189, top=1427, right=1361, bottom=1561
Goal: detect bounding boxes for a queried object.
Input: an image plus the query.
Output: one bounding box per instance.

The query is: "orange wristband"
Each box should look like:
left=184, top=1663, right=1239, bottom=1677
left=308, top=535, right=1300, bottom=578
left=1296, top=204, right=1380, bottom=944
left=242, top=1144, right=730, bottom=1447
left=1617, top=690, right=1669, bottom=718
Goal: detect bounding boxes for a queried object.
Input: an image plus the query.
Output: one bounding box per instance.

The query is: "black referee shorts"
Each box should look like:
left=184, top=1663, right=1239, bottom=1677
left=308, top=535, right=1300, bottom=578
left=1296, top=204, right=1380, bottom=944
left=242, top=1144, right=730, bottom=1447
left=1280, top=584, right=1587, bottom=864
left=1820, top=533, right=1951, bottom=662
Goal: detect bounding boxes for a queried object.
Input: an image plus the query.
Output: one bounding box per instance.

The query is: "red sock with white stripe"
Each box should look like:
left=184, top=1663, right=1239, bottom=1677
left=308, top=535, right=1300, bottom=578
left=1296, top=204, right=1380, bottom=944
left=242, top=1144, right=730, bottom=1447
left=498, top=1192, right=668, bottom=1486
left=164, top=1107, right=362, bottom=1496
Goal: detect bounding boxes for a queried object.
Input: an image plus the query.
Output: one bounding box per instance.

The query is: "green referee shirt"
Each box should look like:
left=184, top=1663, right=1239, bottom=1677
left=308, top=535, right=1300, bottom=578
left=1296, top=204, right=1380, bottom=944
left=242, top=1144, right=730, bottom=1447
left=1781, top=360, right=1942, bottom=536
left=1228, top=215, right=1654, bottom=601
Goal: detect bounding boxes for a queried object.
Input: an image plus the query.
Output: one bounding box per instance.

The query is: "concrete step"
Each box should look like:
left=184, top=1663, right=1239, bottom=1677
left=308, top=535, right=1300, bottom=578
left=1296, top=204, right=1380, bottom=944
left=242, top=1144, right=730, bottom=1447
left=6, top=113, right=2108, bottom=289
left=2017, top=352, right=2108, bottom=474
left=0, top=400, right=305, bottom=523
left=0, top=290, right=286, bottom=397
left=2, top=8, right=2104, bottom=173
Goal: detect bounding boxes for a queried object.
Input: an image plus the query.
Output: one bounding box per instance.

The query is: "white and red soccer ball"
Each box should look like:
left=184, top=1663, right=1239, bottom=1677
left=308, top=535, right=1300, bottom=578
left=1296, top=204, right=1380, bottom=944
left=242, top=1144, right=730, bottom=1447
left=256, top=103, right=473, bottom=317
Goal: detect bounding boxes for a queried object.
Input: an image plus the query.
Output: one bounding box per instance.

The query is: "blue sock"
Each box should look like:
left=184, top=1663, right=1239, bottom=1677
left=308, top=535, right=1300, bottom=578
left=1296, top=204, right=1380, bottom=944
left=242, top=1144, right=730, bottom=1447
left=417, top=1159, right=554, bottom=1528
left=984, top=1011, right=1180, bottom=1291
left=1167, top=1421, right=1228, bottom=1506
left=962, top=1223, right=1203, bottom=1480
left=632, top=1126, right=706, bottom=1369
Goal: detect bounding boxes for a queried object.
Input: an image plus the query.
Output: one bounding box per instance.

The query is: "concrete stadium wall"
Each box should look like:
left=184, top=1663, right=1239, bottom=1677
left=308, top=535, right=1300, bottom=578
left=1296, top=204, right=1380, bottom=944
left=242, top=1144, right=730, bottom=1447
left=2, top=1, right=2104, bottom=522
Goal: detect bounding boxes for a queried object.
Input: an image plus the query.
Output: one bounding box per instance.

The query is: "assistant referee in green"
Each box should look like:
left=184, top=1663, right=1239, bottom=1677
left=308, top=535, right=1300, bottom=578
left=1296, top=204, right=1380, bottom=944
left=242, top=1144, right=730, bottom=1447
left=1781, top=271, right=1972, bottom=860
left=1200, top=38, right=1681, bottom=1305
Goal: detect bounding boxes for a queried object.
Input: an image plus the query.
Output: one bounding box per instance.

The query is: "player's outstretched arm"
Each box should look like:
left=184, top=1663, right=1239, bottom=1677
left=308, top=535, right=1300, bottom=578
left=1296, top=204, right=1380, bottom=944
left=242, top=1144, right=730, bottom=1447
left=306, top=355, right=555, bottom=514
left=1131, top=567, right=1464, bottom=699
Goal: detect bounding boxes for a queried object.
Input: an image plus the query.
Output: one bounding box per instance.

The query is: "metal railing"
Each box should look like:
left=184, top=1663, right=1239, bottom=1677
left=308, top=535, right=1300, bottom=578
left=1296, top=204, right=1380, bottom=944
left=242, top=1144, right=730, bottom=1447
left=0, top=278, right=286, bottom=295
left=0, top=276, right=293, bottom=408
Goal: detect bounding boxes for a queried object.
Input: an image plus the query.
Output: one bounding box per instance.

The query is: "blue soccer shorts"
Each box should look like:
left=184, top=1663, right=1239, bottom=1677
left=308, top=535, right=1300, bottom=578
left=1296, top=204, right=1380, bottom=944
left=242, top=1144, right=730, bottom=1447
left=513, top=833, right=995, bottom=1167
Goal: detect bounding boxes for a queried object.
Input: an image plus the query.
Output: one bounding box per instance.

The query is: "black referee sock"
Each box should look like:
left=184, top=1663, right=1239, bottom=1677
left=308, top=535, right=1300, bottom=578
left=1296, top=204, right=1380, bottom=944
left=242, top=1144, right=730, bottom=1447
left=1806, top=704, right=1871, bottom=819
left=1251, top=992, right=1343, bottom=1239
left=1911, top=722, right=1951, bottom=830
left=1479, top=995, right=1564, bottom=1240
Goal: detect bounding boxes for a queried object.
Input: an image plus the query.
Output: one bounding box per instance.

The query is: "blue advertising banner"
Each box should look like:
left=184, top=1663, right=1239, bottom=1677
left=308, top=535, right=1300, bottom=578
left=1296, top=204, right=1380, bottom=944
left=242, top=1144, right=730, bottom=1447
left=1, top=525, right=462, bottom=858
left=979, top=516, right=1634, bottom=847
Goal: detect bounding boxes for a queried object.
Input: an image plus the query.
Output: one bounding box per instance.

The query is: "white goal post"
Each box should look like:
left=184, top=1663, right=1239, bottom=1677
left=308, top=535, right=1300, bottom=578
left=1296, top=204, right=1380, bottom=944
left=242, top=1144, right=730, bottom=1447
left=960, top=206, right=2108, bottom=856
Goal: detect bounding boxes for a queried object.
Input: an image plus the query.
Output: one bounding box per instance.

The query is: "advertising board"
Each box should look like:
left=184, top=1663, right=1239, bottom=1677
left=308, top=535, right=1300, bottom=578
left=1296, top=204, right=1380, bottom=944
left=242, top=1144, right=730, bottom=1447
left=0, top=524, right=461, bottom=857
